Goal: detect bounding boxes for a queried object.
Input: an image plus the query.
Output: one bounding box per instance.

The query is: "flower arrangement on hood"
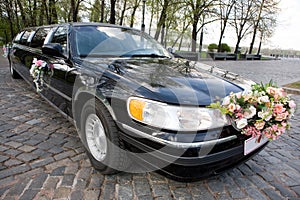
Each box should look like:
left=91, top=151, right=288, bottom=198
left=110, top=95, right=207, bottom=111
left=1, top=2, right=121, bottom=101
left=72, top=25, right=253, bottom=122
left=30, top=58, right=54, bottom=92
left=209, top=81, right=296, bottom=142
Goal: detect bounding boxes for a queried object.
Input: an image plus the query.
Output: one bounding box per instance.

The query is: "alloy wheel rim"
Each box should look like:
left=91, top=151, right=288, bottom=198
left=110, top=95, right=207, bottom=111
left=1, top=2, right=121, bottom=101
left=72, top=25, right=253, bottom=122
left=85, top=113, right=107, bottom=162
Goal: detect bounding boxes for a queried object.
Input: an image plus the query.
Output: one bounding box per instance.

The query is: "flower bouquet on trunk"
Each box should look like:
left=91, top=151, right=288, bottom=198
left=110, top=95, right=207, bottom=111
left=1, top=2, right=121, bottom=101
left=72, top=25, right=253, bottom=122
left=209, top=81, right=296, bottom=142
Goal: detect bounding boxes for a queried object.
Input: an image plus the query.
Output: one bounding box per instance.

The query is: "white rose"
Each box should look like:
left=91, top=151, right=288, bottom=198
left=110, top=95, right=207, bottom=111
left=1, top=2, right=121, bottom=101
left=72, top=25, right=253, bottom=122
left=265, top=114, right=272, bottom=121
left=244, top=106, right=256, bottom=119
left=236, top=118, right=248, bottom=129
left=32, top=58, right=37, bottom=64
left=258, top=110, right=272, bottom=121
left=222, top=96, right=230, bottom=106
left=258, top=95, right=269, bottom=103
left=249, top=106, right=256, bottom=118
left=30, top=65, right=35, bottom=76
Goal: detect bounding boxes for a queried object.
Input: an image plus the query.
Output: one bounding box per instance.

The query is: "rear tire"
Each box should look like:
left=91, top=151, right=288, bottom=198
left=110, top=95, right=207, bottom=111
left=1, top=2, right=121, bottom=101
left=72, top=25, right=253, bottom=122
left=80, top=99, right=130, bottom=174
left=9, top=62, right=21, bottom=79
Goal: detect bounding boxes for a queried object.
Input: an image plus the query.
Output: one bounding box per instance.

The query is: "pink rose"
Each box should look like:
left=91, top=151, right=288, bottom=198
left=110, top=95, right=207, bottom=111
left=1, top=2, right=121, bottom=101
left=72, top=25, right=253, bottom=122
left=278, top=88, right=287, bottom=97
left=236, top=112, right=244, bottom=119
left=235, top=92, right=242, bottom=99
left=288, top=100, right=296, bottom=109
left=36, top=60, right=43, bottom=66
left=273, top=104, right=285, bottom=114
left=281, top=122, right=287, bottom=128
left=275, top=111, right=289, bottom=121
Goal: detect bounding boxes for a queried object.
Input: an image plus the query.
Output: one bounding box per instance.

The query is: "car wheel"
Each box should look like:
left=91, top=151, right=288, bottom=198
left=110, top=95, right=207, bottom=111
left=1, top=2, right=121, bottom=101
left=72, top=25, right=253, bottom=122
left=9, top=62, right=21, bottom=79
left=81, top=99, right=130, bottom=174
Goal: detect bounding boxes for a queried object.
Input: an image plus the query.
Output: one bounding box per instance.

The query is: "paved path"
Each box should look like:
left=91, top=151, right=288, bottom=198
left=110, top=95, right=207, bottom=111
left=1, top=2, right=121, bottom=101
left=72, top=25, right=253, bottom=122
left=203, top=59, right=300, bottom=86
left=0, top=56, right=299, bottom=200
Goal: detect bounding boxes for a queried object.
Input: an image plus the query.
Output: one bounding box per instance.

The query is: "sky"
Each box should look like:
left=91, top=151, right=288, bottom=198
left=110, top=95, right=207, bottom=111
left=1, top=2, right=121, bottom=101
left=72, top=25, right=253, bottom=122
left=268, top=0, right=300, bottom=51
left=203, top=0, right=300, bottom=51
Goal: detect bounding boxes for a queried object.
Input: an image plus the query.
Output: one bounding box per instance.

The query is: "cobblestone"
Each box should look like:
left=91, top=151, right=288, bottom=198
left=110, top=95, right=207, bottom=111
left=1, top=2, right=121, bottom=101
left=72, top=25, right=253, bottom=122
left=0, top=56, right=299, bottom=199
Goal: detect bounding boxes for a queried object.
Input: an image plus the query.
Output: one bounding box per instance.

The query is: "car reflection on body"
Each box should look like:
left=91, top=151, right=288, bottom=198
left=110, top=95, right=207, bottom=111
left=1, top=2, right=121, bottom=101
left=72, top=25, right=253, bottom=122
left=8, top=22, right=267, bottom=182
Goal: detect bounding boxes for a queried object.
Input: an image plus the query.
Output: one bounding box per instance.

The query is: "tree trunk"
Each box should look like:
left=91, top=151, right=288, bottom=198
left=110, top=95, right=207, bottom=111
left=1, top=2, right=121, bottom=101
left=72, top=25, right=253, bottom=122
left=257, top=32, right=263, bottom=55
left=119, top=0, right=127, bottom=25
left=16, top=0, right=27, bottom=27
left=49, top=0, right=58, bottom=24
left=100, top=0, right=105, bottom=22
left=110, top=0, right=116, bottom=24
left=130, top=0, right=140, bottom=28
left=217, top=27, right=225, bottom=52
left=154, top=0, right=168, bottom=40
left=70, top=0, right=76, bottom=22
left=14, top=0, right=20, bottom=32
left=217, top=0, right=235, bottom=52
left=38, top=4, right=43, bottom=25
left=234, top=35, right=242, bottom=54
left=249, top=0, right=265, bottom=54
left=32, top=0, right=37, bottom=26
left=191, top=21, right=198, bottom=52
left=171, top=22, right=189, bottom=48
left=28, top=0, right=33, bottom=26
left=4, top=0, right=14, bottom=41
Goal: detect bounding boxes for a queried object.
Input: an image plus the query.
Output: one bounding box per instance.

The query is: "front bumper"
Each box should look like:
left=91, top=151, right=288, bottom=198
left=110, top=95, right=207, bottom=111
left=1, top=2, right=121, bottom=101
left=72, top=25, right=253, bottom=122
left=117, top=122, right=268, bottom=182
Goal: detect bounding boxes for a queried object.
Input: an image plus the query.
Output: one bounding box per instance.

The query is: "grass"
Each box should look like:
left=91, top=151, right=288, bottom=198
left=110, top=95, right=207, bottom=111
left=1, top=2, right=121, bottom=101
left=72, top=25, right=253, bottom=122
left=284, top=81, right=300, bottom=89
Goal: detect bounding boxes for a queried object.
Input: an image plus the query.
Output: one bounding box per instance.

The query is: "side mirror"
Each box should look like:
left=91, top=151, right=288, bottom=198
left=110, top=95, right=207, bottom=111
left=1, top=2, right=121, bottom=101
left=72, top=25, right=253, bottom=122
left=42, top=43, right=66, bottom=58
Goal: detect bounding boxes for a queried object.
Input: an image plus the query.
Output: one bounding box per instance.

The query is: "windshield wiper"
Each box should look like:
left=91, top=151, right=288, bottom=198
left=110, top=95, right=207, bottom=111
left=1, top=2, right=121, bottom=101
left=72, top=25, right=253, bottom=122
left=128, top=54, right=170, bottom=58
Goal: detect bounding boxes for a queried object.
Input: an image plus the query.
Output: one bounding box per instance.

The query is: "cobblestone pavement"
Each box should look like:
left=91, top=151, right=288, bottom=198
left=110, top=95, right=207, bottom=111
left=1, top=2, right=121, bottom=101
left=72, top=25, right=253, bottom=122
left=0, top=56, right=299, bottom=200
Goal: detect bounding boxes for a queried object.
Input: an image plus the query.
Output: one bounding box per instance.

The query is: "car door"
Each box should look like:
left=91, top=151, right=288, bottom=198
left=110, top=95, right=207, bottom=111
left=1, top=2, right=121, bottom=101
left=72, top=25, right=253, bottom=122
left=42, top=25, right=77, bottom=117
left=10, top=29, right=36, bottom=81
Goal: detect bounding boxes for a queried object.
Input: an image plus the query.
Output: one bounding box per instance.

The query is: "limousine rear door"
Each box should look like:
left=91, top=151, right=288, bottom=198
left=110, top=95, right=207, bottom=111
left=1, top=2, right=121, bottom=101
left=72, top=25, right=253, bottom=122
left=42, top=25, right=77, bottom=117
left=11, top=29, right=36, bottom=80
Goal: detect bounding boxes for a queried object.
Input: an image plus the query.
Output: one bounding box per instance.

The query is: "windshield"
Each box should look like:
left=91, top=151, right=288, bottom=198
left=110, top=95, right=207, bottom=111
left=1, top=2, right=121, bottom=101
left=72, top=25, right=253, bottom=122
left=72, top=25, right=171, bottom=58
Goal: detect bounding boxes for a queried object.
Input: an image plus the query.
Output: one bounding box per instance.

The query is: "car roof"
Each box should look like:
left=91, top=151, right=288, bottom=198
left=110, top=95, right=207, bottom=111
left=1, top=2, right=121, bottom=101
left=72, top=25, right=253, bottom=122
left=22, top=22, right=135, bottom=31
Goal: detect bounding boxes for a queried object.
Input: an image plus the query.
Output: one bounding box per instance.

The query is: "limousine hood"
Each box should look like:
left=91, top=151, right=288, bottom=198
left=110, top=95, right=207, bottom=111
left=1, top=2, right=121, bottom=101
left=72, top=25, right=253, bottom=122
left=85, top=58, right=244, bottom=106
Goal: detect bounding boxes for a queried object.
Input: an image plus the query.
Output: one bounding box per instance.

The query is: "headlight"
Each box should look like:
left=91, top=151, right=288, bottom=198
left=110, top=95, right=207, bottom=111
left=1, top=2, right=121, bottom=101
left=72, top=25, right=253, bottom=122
left=127, top=97, right=228, bottom=131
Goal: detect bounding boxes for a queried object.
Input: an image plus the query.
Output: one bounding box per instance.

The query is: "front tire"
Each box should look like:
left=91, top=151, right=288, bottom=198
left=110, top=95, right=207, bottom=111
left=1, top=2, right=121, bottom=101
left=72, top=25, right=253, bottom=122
left=81, top=99, right=129, bottom=174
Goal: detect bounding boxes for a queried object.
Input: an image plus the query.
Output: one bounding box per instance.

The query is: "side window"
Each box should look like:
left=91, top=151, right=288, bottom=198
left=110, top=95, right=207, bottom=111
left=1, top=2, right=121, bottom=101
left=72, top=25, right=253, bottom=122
left=30, top=27, right=51, bottom=48
left=19, top=30, right=34, bottom=45
left=50, top=26, right=68, bottom=54
left=13, top=31, right=25, bottom=44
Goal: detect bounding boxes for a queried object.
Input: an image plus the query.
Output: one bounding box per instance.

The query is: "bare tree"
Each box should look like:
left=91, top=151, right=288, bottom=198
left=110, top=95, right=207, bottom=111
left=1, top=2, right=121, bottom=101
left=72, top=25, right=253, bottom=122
left=110, top=0, right=116, bottom=24
left=129, top=0, right=141, bottom=27
left=70, top=0, right=84, bottom=22
left=3, top=0, right=14, bottom=41
left=217, top=0, right=236, bottom=52
left=249, top=0, right=279, bottom=54
left=231, top=0, right=255, bottom=54
left=185, top=0, right=217, bottom=52
left=154, top=0, right=170, bottom=40
left=49, top=0, right=58, bottom=24
left=119, top=0, right=128, bottom=25
left=90, top=0, right=101, bottom=22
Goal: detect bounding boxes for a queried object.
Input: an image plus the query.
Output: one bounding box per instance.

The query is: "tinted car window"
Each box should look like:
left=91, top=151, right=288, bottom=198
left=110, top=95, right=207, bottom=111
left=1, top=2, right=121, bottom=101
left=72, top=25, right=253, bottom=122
left=30, top=27, right=51, bottom=48
left=19, top=30, right=35, bottom=45
left=13, top=31, right=25, bottom=44
left=73, top=25, right=170, bottom=58
left=50, top=26, right=68, bottom=54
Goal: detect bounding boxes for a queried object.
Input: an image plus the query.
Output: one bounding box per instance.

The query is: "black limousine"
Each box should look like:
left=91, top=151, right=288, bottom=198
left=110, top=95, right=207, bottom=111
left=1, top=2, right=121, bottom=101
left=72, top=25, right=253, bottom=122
left=8, top=22, right=268, bottom=182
